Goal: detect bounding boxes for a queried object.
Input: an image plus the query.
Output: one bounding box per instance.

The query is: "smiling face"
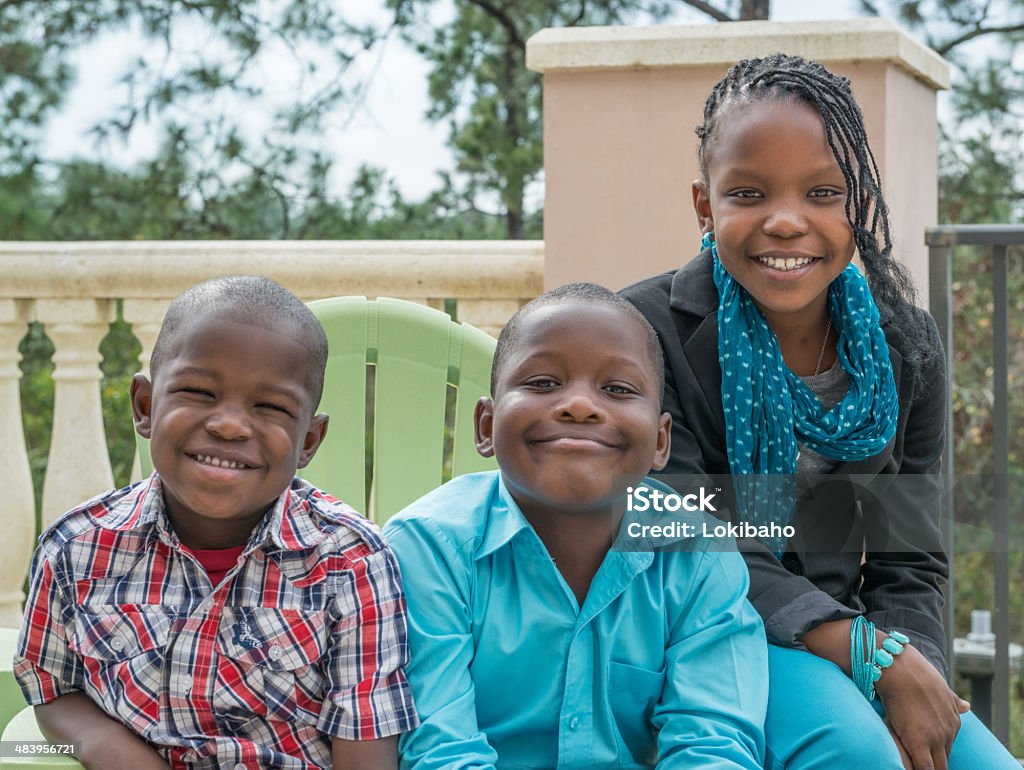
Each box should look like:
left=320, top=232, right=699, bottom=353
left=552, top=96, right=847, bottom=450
left=130, top=311, right=328, bottom=549
left=475, top=301, right=670, bottom=522
left=693, top=98, right=856, bottom=332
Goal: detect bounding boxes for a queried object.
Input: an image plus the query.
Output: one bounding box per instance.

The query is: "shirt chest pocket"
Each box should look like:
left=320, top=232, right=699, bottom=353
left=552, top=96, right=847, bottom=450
left=214, top=606, right=328, bottom=725
left=71, top=604, right=173, bottom=661
left=69, top=605, right=173, bottom=722
left=608, top=661, right=665, bottom=766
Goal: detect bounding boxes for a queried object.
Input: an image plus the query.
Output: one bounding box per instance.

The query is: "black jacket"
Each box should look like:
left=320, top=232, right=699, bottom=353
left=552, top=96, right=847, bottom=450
left=621, top=251, right=950, bottom=671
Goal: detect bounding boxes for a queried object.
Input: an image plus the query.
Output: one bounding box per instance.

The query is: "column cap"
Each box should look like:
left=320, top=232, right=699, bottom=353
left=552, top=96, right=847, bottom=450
left=526, top=18, right=949, bottom=90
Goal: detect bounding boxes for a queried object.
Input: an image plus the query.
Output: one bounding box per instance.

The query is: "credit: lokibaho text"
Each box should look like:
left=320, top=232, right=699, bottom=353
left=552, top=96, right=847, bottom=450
left=624, top=485, right=796, bottom=540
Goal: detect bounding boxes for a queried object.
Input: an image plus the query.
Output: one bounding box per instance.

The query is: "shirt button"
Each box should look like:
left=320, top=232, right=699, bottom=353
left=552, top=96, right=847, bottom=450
left=109, top=636, right=126, bottom=651
left=182, top=674, right=193, bottom=689
left=233, top=764, right=247, bottom=770
left=267, top=645, right=284, bottom=661
left=569, top=716, right=580, bottom=730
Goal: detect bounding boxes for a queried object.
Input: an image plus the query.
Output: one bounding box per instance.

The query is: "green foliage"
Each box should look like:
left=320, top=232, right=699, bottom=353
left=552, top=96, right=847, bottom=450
left=386, top=0, right=679, bottom=237
left=0, top=0, right=382, bottom=234
left=296, top=165, right=525, bottom=239
left=939, top=50, right=1023, bottom=224
left=100, top=308, right=142, bottom=488
left=0, top=9, right=71, bottom=172
left=863, top=1, right=1024, bottom=224
left=0, top=164, right=48, bottom=238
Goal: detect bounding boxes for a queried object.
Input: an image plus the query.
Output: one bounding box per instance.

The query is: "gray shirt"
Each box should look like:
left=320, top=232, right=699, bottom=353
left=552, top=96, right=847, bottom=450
left=796, top=359, right=849, bottom=477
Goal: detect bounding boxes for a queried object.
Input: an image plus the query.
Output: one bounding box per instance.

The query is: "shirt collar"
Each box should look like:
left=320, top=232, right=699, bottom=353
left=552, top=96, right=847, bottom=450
left=474, top=474, right=534, bottom=561
left=669, top=248, right=718, bottom=318
left=87, top=474, right=174, bottom=545
left=474, top=473, right=653, bottom=574
left=95, top=474, right=328, bottom=552
left=261, top=478, right=332, bottom=551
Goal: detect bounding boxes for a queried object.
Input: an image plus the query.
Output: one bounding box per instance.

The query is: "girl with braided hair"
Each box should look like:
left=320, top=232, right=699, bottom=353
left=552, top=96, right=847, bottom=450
left=622, top=54, right=1017, bottom=769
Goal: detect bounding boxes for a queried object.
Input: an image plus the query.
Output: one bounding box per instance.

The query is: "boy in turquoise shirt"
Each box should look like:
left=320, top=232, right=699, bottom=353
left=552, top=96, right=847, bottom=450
left=383, top=283, right=767, bottom=769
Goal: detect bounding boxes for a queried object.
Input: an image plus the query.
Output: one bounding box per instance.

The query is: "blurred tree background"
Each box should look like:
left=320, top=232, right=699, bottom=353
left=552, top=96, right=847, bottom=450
left=3, top=0, right=1024, bottom=749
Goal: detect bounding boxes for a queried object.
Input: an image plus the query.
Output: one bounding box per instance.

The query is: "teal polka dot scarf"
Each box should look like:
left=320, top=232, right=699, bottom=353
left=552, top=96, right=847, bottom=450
left=706, top=234, right=899, bottom=554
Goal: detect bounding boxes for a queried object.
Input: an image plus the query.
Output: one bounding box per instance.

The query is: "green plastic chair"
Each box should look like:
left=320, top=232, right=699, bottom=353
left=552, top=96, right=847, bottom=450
left=138, top=296, right=499, bottom=522
left=1, top=628, right=25, bottom=737
left=1, top=625, right=81, bottom=769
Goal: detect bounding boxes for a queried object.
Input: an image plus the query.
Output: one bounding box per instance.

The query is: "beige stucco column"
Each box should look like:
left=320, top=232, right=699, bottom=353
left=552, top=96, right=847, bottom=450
left=527, top=19, right=950, bottom=298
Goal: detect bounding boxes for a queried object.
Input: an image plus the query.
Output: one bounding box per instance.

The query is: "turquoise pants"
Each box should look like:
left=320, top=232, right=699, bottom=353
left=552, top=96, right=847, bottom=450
left=765, top=645, right=1020, bottom=769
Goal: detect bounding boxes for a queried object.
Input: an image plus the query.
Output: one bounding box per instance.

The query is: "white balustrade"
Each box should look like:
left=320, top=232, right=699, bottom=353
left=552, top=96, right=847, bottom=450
left=37, top=299, right=117, bottom=526
left=0, top=240, right=543, bottom=627
left=0, top=299, right=35, bottom=625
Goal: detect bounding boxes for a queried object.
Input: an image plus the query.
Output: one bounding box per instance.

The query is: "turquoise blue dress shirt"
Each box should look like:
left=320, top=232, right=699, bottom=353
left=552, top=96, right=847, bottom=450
left=383, top=471, right=768, bottom=770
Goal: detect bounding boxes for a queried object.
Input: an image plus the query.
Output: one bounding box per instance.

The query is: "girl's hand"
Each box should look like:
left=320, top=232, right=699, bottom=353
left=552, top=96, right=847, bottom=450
left=885, top=720, right=913, bottom=770
left=874, top=644, right=971, bottom=770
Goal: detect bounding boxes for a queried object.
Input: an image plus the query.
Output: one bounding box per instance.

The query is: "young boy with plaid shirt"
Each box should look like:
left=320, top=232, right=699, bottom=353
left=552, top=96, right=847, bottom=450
left=15, top=276, right=417, bottom=770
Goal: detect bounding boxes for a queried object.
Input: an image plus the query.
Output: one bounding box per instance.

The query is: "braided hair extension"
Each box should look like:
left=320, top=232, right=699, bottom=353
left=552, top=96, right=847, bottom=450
left=696, top=54, right=935, bottom=381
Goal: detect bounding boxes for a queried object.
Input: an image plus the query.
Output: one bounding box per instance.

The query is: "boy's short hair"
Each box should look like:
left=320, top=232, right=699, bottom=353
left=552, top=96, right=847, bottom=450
left=491, top=282, right=665, bottom=399
left=149, top=275, right=328, bottom=406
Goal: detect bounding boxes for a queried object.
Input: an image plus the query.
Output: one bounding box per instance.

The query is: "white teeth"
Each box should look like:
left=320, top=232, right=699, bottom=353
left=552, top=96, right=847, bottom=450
left=756, top=255, right=814, bottom=271
left=195, top=454, right=244, bottom=469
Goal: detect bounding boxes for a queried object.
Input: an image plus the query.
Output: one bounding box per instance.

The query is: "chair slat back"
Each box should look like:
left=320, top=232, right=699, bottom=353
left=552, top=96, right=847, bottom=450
left=299, top=296, right=372, bottom=512
left=304, top=297, right=498, bottom=521
left=366, top=298, right=456, bottom=520
left=452, top=322, right=500, bottom=478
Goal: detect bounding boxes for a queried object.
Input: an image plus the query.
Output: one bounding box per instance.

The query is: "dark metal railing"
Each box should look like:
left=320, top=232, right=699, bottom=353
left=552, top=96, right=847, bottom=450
left=927, top=224, right=1024, bottom=746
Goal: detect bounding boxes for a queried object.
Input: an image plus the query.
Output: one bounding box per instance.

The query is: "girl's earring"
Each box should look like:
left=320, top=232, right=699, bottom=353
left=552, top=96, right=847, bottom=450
left=701, top=231, right=717, bottom=257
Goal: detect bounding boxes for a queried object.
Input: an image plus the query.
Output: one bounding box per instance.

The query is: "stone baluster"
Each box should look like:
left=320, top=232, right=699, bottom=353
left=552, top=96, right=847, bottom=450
left=123, top=300, right=170, bottom=482
left=0, top=299, right=35, bottom=626
left=37, top=299, right=116, bottom=526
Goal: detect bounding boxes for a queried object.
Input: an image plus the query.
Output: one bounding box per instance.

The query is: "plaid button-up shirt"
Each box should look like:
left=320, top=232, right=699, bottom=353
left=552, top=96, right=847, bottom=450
left=15, top=475, right=418, bottom=769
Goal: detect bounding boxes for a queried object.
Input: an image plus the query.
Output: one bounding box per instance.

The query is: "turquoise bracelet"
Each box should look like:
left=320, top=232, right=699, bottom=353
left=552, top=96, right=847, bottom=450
left=850, top=617, right=910, bottom=700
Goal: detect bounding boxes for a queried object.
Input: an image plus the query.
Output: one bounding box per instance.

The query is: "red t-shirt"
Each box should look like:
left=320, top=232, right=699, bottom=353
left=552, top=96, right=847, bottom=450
left=187, top=545, right=246, bottom=586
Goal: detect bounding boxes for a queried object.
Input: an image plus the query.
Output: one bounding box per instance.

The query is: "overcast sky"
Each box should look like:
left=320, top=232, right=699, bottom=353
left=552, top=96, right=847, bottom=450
left=43, top=0, right=871, bottom=200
